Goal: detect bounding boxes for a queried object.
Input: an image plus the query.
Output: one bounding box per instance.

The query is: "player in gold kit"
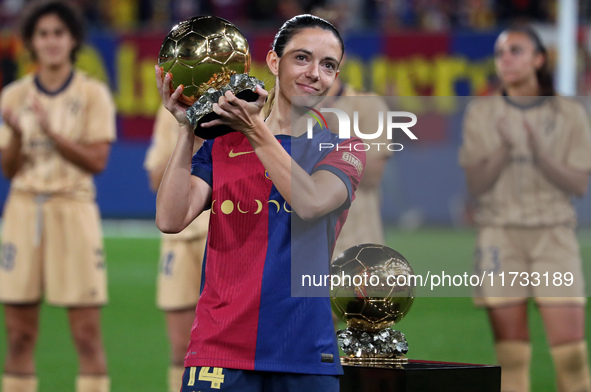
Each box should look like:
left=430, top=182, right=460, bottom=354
left=312, top=7, right=392, bottom=260
left=460, top=26, right=591, bottom=392
left=144, top=106, right=210, bottom=392
left=0, top=1, right=115, bottom=391
left=327, top=82, right=391, bottom=260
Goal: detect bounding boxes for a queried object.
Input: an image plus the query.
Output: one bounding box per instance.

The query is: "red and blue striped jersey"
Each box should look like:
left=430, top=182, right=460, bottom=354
left=186, top=128, right=365, bottom=375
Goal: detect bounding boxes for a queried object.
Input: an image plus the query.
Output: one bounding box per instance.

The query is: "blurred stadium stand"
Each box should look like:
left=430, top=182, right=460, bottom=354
left=1, top=0, right=591, bottom=226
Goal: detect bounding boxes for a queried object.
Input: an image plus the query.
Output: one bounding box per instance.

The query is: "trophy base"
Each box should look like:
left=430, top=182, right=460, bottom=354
left=187, top=74, right=264, bottom=140
left=337, top=327, right=408, bottom=359
left=340, top=359, right=501, bottom=392
left=341, top=355, right=408, bottom=365
left=194, top=89, right=260, bottom=139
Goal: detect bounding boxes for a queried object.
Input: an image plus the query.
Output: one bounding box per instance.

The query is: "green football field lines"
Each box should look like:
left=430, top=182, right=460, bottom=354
left=0, top=227, right=589, bottom=391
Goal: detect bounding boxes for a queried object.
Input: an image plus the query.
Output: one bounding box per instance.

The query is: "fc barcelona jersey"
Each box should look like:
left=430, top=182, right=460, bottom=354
left=186, top=128, right=365, bottom=375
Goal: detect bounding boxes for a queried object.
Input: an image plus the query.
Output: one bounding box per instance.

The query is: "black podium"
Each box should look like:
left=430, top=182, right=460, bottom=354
left=340, top=359, right=501, bottom=392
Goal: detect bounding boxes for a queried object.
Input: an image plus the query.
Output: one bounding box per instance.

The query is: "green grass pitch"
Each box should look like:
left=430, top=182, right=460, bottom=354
left=0, top=227, right=589, bottom=391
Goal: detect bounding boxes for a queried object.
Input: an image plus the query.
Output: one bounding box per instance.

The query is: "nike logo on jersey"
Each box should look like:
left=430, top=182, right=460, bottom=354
left=229, top=149, right=255, bottom=157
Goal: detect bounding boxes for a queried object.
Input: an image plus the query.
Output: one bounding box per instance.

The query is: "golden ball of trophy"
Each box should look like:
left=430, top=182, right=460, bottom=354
left=331, top=244, right=415, bottom=331
left=331, top=244, right=415, bottom=362
left=158, top=16, right=251, bottom=106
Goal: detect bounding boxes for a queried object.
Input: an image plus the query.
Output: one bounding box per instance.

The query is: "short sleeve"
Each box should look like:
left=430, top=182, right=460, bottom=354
left=82, top=80, right=116, bottom=143
left=459, top=99, right=488, bottom=167
left=565, top=103, right=591, bottom=172
left=191, top=139, right=214, bottom=187
left=313, top=137, right=366, bottom=209
left=144, top=106, right=178, bottom=171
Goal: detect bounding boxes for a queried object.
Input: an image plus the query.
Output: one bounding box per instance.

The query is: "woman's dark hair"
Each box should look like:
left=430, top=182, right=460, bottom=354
left=272, top=14, right=345, bottom=60
left=499, top=25, right=555, bottom=96
left=20, top=0, right=85, bottom=63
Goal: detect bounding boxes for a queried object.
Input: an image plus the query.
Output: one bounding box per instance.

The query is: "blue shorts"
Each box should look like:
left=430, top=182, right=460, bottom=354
left=181, top=367, right=339, bottom=392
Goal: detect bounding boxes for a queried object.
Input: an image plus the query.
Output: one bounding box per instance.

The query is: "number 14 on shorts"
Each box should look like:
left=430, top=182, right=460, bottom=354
left=188, top=367, right=225, bottom=389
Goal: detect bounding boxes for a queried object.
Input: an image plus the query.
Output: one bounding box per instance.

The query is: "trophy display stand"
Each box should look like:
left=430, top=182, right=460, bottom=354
left=340, top=359, right=501, bottom=392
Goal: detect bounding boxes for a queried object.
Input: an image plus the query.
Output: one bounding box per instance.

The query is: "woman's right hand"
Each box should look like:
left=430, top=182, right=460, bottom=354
left=155, top=65, right=191, bottom=127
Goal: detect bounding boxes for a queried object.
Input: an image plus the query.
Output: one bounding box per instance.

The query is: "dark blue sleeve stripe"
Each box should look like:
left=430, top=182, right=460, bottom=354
left=313, top=164, right=353, bottom=210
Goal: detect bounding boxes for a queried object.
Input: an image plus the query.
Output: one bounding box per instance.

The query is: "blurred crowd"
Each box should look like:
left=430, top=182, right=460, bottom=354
left=0, top=0, right=589, bottom=33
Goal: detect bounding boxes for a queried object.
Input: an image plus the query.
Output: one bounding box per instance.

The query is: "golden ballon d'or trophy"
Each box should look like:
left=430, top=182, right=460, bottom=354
left=332, top=244, right=502, bottom=392
left=331, top=244, right=415, bottom=365
left=158, top=16, right=264, bottom=139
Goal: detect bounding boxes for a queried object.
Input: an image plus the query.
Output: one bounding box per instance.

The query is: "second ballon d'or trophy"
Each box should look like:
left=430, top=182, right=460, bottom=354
left=333, top=244, right=502, bottom=392
left=331, top=244, right=415, bottom=365
left=158, top=16, right=264, bottom=139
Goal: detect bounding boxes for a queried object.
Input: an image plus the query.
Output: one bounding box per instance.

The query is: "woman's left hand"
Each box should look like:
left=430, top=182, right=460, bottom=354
left=200, top=86, right=268, bottom=136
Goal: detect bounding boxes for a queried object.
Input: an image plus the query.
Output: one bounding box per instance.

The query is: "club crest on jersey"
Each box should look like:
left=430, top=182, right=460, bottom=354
left=67, top=98, right=82, bottom=114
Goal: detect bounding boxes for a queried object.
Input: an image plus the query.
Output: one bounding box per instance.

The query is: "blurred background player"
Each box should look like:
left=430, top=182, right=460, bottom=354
left=313, top=7, right=392, bottom=335
left=460, top=25, right=591, bottom=392
left=0, top=1, right=116, bottom=391
left=323, top=62, right=391, bottom=261
left=313, top=5, right=392, bottom=261
left=144, top=105, right=209, bottom=392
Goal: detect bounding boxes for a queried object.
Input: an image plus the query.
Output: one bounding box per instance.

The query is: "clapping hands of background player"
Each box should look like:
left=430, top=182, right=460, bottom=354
left=496, top=117, right=542, bottom=160
left=2, top=98, right=52, bottom=139
left=2, top=108, right=23, bottom=139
